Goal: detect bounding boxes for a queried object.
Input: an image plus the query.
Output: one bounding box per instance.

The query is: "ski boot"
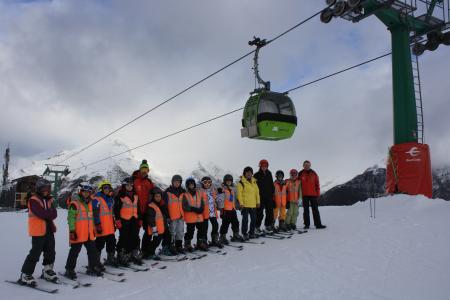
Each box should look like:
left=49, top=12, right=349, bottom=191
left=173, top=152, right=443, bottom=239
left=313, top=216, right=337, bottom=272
left=19, top=273, right=37, bottom=286
left=230, top=232, right=244, bottom=242
left=105, top=252, right=119, bottom=267
left=209, top=234, right=224, bottom=248
left=279, top=220, right=287, bottom=232
left=64, top=269, right=77, bottom=280
left=219, top=234, right=229, bottom=245
left=118, top=249, right=130, bottom=267
left=254, top=227, right=262, bottom=235
left=176, top=240, right=185, bottom=254
left=197, top=239, right=208, bottom=252
left=242, top=233, right=250, bottom=241
left=184, top=240, right=194, bottom=252
left=249, top=232, right=257, bottom=239
left=316, top=225, right=327, bottom=229
left=291, top=224, right=297, bottom=230
left=86, top=265, right=104, bottom=277
left=131, top=249, right=143, bottom=266
left=41, top=264, right=58, bottom=282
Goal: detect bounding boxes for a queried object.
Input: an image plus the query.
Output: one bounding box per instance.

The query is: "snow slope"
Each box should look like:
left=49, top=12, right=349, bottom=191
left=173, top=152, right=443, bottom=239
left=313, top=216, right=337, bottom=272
left=1, top=195, right=449, bottom=300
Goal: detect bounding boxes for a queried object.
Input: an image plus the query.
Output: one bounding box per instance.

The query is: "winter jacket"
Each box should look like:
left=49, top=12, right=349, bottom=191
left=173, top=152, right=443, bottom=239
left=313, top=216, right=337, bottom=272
left=132, top=170, right=155, bottom=216
left=299, top=169, right=320, bottom=197
left=113, top=188, right=141, bottom=221
left=237, top=176, right=260, bottom=208
left=217, top=184, right=240, bottom=211
left=254, top=169, right=275, bottom=203
left=67, top=194, right=92, bottom=232
left=181, top=190, right=205, bottom=213
left=146, top=200, right=168, bottom=230
left=92, top=191, right=114, bottom=225
left=28, top=194, right=57, bottom=235
left=163, top=185, right=186, bottom=203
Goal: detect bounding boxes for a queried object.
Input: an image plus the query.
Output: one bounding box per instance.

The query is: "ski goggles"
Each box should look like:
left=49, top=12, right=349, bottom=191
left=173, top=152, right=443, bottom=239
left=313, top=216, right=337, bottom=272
left=79, top=185, right=94, bottom=192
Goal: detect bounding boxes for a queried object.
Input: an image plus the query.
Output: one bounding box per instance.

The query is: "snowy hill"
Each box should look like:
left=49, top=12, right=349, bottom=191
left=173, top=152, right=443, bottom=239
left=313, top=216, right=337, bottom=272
left=1, top=195, right=449, bottom=299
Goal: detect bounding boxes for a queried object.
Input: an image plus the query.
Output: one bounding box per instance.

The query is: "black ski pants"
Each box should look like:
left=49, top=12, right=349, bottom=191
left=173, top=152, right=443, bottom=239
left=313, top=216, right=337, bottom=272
left=219, top=210, right=239, bottom=235
left=256, top=197, right=274, bottom=228
left=65, top=240, right=99, bottom=271
left=302, top=196, right=323, bottom=227
left=21, top=230, right=55, bottom=275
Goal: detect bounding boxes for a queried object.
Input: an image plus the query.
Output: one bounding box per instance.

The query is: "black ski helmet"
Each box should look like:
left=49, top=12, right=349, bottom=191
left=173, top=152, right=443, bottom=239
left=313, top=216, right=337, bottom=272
left=185, top=178, right=196, bottom=189
left=151, top=187, right=163, bottom=196
left=171, top=174, right=182, bottom=184
left=121, top=177, right=133, bottom=186
left=243, top=166, right=253, bottom=175
left=223, top=174, right=233, bottom=183
left=275, top=170, right=284, bottom=179
left=36, top=178, right=51, bottom=193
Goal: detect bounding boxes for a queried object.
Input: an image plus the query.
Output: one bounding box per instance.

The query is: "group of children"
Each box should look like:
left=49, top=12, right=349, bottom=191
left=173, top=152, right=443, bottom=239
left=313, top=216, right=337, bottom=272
left=18, top=159, right=312, bottom=286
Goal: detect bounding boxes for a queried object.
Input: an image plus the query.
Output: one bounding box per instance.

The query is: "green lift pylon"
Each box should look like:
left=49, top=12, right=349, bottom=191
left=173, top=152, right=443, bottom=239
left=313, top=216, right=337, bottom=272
left=43, top=164, right=70, bottom=206
left=320, top=0, right=450, bottom=197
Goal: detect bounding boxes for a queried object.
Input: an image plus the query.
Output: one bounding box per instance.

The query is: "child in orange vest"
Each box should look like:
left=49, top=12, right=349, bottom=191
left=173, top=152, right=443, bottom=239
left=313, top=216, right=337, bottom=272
left=273, top=170, right=288, bottom=231
left=113, top=177, right=141, bottom=266
left=92, top=180, right=117, bottom=268
left=19, top=178, right=58, bottom=286
left=142, top=187, right=166, bottom=260
left=64, top=183, right=103, bottom=280
left=218, top=174, right=244, bottom=244
left=163, top=175, right=186, bottom=255
left=199, top=176, right=222, bottom=248
left=182, top=178, right=206, bottom=252
left=285, top=169, right=302, bottom=230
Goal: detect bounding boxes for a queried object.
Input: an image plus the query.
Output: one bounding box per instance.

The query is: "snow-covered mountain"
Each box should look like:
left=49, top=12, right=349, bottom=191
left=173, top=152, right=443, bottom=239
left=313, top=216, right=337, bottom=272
left=320, top=165, right=450, bottom=205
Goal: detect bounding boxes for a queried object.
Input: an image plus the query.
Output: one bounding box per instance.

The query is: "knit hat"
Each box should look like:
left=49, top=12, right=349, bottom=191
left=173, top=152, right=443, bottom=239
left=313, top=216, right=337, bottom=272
left=140, top=159, right=150, bottom=170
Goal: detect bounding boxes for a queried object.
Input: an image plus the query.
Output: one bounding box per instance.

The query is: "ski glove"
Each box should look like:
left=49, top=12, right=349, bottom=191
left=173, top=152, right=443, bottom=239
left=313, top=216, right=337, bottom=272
left=95, top=224, right=102, bottom=234
left=115, top=220, right=122, bottom=230
left=69, top=231, right=77, bottom=241
left=152, top=227, right=159, bottom=237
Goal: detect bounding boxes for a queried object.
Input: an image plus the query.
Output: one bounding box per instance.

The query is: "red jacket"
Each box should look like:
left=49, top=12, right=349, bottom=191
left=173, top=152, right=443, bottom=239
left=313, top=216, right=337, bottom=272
left=132, top=170, right=154, bottom=216
left=299, top=169, right=320, bottom=197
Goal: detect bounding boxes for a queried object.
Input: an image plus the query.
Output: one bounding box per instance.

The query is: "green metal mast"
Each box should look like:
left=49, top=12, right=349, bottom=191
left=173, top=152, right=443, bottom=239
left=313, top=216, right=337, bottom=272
left=321, top=0, right=450, bottom=144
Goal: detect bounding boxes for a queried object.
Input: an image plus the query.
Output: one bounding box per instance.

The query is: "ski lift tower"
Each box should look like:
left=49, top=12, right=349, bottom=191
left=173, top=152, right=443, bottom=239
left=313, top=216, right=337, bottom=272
left=320, top=0, right=450, bottom=198
left=43, top=164, right=70, bottom=205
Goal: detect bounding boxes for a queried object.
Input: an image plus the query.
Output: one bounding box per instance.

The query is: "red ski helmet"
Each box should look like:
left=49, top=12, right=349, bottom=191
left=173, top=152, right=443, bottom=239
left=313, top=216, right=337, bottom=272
left=259, top=159, right=269, bottom=167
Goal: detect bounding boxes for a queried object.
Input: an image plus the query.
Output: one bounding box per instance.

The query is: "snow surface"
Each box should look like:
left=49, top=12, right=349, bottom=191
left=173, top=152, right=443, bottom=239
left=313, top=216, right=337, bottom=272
left=1, top=195, right=450, bottom=300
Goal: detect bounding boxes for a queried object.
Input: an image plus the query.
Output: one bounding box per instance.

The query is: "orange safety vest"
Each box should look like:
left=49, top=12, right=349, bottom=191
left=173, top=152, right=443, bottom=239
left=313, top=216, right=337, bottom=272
left=147, top=202, right=165, bottom=235
left=183, top=191, right=204, bottom=224
left=202, top=189, right=218, bottom=219
left=120, top=194, right=139, bottom=220
left=167, top=192, right=184, bottom=221
left=274, top=181, right=287, bottom=208
left=286, top=179, right=301, bottom=203
left=223, top=188, right=236, bottom=211
left=69, top=200, right=95, bottom=244
left=94, top=196, right=115, bottom=237
left=28, top=195, right=54, bottom=237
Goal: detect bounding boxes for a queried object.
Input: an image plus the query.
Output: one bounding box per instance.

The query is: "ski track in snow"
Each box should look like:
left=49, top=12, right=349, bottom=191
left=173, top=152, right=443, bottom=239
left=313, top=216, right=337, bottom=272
left=1, top=195, right=449, bottom=300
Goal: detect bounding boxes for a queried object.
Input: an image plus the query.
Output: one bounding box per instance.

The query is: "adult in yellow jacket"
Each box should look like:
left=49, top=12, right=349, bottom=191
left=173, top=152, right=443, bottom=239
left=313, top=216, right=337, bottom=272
left=237, top=166, right=260, bottom=240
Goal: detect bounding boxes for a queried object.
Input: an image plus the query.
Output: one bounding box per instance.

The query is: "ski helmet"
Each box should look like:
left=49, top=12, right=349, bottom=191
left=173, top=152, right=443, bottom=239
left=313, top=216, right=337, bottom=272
left=35, top=178, right=51, bottom=193
left=201, top=176, right=212, bottom=184
left=290, top=169, right=298, bottom=176
left=185, top=177, right=196, bottom=190
left=98, top=179, right=112, bottom=190
left=121, top=177, right=133, bottom=186
left=223, top=174, right=233, bottom=183
left=79, top=182, right=94, bottom=193
left=243, top=166, right=253, bottom=175
left=151, top=187, right=163, bottom=196
left=259, top=159, right=269, bottom=167
left=275, top=170, right=284, bottom=178
left=171, top=174, right=182, bottom=183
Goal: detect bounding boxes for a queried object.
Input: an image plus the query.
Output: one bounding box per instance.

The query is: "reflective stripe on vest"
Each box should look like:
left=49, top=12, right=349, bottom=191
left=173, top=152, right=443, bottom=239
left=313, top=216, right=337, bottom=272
left=70, top=200, right=95, bottom=244
left=95, top=196, right=115, bottom=237
left=167, top=192, right=184, bottom=220
left=286, top=180, right=300, bottom=203
left=183, top=191, right=204, bottom=224
left=120, top=195, right=138, bottom=220
left=223, top=188, right=236, bottom=211
left=274, top=182, right=287, bottom=207
left=28, top=196, right=53, bottom=237
left=147, top=202, right=165, bottom=235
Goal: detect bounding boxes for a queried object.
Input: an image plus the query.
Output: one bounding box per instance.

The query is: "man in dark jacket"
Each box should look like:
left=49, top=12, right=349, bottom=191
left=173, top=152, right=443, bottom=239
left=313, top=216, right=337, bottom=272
left=254, top=159, right=275, bottom=232
left=299, top=160, right=326, bottom=229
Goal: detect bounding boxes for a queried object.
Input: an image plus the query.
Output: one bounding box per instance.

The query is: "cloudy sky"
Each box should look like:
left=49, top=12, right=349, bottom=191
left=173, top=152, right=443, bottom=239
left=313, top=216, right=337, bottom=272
left=1, top=0, right=449, bottom=187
